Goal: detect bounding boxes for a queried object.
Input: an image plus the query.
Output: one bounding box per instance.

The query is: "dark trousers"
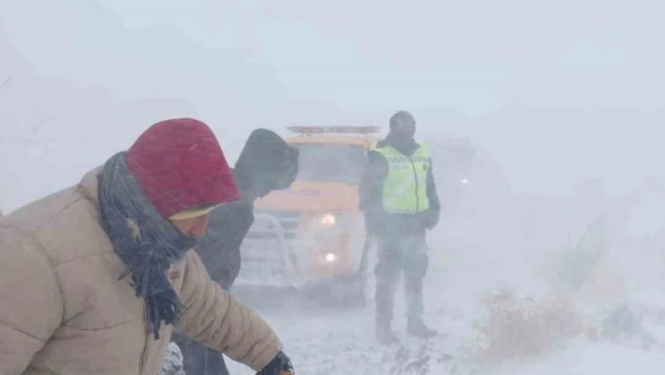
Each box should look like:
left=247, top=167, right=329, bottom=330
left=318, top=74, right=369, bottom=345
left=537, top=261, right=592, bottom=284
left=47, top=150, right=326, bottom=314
left=375, top=230, right=429, bottom=325
left=171, top=333, right=229, bottom=375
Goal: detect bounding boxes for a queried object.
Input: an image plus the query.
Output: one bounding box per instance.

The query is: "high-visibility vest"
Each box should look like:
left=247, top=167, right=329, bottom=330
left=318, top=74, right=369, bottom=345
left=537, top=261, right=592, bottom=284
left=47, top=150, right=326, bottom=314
left=374, top=144, right=431, bottom=214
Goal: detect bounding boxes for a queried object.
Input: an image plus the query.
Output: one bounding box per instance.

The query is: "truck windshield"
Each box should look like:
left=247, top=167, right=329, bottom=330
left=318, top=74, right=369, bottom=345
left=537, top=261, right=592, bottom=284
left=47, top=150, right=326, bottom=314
left=292, top=143, right=366, bottom=185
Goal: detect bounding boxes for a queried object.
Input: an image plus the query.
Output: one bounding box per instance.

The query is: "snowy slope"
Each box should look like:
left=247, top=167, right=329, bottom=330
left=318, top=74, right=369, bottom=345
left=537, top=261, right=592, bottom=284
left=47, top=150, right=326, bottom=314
left=219, top=192, right=665, bottom=375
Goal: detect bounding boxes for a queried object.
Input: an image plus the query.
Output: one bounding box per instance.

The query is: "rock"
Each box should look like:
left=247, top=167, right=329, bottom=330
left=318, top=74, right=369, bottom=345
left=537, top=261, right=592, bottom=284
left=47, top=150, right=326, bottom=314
left=159, top=342, right=185, bottom=375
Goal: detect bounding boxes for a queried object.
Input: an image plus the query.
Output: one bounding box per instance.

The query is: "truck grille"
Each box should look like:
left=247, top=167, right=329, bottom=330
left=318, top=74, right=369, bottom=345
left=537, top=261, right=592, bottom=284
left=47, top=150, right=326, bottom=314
left=245, top=209, right=301, bottom=240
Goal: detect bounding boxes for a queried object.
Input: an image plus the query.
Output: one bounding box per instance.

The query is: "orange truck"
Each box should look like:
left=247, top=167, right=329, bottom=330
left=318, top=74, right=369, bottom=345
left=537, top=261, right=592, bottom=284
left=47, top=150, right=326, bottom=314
left=233, top=126, right=478, bottom=306
left=234, top=125, right=379, bottom=305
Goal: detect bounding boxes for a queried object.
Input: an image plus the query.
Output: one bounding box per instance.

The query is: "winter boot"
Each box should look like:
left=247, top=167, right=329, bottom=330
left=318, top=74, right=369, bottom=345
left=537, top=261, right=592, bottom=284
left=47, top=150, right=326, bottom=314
left=376, top=319, right=399, bottom=344
left=375, top=270, right=399, bottom=344
left=407, top=319, right=437, bottom=339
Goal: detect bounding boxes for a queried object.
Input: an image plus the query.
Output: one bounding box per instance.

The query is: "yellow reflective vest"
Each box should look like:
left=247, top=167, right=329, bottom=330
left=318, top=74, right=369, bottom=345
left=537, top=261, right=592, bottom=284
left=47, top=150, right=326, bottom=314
left=374, top=144, right=431, bottom=214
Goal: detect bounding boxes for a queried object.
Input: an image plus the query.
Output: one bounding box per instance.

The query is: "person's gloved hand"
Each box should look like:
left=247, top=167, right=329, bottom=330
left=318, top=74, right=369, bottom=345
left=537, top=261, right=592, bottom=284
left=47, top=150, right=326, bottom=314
left=256, top=351, right=294, bottom=375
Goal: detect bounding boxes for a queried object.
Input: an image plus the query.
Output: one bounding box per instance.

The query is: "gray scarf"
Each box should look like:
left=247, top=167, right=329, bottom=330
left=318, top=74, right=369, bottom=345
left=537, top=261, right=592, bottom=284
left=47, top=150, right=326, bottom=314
left=98, top=152, right=196, bottom=339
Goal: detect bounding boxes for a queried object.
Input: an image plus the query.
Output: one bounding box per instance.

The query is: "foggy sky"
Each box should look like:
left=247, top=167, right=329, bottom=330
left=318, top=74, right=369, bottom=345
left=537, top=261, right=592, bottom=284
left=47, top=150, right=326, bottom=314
left=1, top=0, right=664, bottom=211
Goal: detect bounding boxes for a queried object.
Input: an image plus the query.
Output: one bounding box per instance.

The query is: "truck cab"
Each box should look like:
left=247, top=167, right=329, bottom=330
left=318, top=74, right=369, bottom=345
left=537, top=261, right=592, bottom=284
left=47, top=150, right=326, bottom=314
left=234, top=126, right=379, bottom=303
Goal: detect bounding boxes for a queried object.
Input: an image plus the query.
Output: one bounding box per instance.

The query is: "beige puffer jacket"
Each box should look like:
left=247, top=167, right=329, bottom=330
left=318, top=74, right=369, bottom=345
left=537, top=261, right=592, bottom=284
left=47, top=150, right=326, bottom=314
left=0, top=169, right=281, bottom=375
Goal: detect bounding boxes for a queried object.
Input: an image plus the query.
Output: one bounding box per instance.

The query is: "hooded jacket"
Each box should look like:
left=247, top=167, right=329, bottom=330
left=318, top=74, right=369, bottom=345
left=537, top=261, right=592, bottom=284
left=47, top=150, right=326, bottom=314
left=359, top=133, right=441, bottom=235
left=170, top=129, right=298, bottom=375
left=194, top=128, right=298, bottom=289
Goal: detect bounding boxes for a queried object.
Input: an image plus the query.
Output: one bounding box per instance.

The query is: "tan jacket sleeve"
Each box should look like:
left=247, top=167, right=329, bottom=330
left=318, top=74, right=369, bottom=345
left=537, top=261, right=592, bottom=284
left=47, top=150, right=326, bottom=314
left=0, top=228, right=63, bottom=375
left=175, top=250, right=282, bottom=371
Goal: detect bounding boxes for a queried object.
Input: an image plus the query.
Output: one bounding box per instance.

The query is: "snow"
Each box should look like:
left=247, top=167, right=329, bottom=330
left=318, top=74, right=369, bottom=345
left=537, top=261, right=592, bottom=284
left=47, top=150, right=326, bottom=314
left=4, top=2, right=665, bottom=374
left=160, top=343, right=185, bottom=375
left=217, top=190, right=665, bottom=375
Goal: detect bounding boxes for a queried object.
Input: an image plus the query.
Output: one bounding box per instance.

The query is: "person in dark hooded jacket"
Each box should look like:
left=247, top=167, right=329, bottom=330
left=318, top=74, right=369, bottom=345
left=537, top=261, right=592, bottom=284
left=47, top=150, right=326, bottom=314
left=170, top=128, right=298, bottom=375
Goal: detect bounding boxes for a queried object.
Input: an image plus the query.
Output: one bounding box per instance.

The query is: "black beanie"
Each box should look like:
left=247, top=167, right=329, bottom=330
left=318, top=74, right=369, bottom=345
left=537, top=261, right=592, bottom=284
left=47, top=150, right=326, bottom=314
left=389, top=110, right=416, bottom=129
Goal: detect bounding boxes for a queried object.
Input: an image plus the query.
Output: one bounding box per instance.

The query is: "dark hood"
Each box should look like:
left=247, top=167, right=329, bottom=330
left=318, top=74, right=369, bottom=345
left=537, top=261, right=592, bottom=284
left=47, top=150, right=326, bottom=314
left=234, top=128, right=299, bottom=200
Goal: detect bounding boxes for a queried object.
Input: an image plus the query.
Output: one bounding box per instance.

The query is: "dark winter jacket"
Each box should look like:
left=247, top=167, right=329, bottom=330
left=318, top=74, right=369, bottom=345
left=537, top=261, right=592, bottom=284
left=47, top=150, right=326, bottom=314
left=194, top=128, right=299, bottom=289
left=359, top=134, right=440, bottom=236
left=170, top=129, right=298, bottom=375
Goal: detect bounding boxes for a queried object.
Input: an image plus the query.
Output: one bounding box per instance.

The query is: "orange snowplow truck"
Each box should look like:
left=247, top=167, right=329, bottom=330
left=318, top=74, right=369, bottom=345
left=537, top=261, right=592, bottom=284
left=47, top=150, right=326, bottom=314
left=234, top=125, right=379, bottom=305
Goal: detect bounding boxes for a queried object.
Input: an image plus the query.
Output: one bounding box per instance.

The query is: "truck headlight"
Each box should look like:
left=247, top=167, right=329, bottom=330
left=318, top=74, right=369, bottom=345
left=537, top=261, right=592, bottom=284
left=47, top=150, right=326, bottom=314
left=319, top=213, right=336, bottom=226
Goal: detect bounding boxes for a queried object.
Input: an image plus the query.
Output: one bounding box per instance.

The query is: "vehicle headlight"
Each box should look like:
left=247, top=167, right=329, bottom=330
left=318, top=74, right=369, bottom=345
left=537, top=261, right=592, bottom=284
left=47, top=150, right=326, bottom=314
left=460, top=178, right=469, bottom=185
left=325, top=253, right=337, bottom=262
left=319, top=213, right=336, bottom=226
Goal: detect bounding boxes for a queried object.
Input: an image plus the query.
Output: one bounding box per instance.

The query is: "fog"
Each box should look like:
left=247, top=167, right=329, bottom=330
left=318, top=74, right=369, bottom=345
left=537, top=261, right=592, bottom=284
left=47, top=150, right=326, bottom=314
left=2, top=0, right=665, bottom=373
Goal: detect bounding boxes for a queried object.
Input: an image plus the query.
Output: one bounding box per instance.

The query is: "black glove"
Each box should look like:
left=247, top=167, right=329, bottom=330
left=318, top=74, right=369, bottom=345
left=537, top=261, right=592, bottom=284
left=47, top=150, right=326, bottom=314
left=256, top=351, right=294, bottom=375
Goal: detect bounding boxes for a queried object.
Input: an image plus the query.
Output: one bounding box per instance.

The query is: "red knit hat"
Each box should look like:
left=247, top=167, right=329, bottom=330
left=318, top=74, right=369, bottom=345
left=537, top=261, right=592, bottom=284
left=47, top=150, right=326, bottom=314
left=125, top=118, right=240, bottom=219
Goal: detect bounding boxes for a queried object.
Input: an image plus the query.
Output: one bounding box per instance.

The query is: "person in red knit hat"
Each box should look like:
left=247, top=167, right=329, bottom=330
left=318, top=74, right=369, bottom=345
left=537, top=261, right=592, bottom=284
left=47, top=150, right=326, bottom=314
left=0, top=118, right=294, bottom=375
left=125, top=118, right=241, bottom=221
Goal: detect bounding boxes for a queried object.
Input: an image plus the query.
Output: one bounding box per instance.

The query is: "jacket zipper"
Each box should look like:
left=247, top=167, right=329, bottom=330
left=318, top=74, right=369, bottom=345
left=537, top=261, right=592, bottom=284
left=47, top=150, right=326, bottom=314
left=410, top=159, right=420, bottom=211
left=139, top=302, right=149, bottom=374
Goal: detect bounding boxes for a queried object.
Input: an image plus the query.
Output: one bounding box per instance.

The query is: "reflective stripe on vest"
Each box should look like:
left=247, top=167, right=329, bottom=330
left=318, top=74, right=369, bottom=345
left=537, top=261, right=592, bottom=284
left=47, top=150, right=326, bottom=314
left=374, top=144, right=431, bottom=214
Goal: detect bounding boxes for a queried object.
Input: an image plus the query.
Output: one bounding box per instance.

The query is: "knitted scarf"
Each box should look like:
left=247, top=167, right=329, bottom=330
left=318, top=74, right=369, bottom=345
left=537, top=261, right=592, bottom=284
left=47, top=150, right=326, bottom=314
left=98, top=152, right=196, bottom=339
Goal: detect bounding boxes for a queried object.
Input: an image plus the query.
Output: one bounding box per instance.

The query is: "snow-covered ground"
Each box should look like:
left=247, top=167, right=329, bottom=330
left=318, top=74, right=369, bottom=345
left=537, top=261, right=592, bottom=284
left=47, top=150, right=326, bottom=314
left=222, top=190, right=665, bottom=375
left=4, top=2, right=665, bottom=374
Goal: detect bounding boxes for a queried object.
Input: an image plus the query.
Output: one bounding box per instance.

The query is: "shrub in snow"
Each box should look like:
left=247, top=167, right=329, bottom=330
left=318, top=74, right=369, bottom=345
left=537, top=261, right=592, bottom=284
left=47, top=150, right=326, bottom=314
left=473, top=288, right=597, bottom=364
left=601, top=303, right=658, bottom=350
left=551, top=215, right=609, bottom=295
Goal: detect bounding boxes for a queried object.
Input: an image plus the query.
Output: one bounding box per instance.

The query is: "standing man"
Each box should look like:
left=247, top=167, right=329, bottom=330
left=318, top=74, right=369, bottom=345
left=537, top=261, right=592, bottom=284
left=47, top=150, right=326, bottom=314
left=360, top=110, right=441, bottom=344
